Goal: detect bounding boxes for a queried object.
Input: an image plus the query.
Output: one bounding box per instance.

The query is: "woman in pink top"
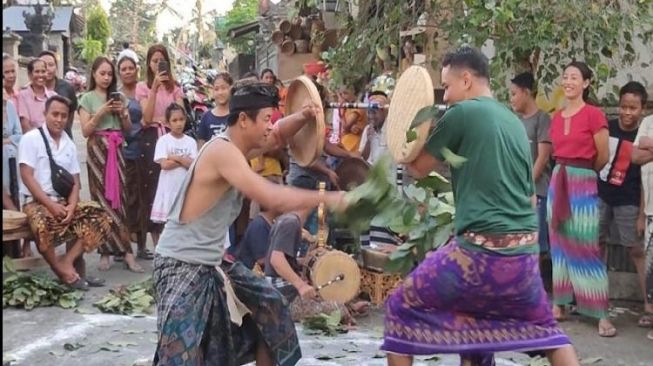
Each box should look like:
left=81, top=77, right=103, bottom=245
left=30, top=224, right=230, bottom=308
left=136, top=44, right=184, bottom=247
left=17, top=58, right=55, bottom=132
left=547, top=61, right=614, bottom=337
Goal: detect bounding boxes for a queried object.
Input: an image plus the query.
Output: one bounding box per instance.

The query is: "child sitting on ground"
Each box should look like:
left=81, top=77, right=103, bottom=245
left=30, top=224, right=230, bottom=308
left=150, top=104, right=198, bottom=236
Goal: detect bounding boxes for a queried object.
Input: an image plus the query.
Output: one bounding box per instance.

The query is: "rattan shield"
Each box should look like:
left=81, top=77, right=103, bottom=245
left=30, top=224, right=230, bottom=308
left=385, top=66, right=434, bottom=163
left=286, top=75, right=326, bottom=167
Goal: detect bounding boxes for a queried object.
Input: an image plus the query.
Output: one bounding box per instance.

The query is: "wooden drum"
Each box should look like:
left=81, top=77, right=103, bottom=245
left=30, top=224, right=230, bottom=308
left=304, top=248, right=361, bottom=304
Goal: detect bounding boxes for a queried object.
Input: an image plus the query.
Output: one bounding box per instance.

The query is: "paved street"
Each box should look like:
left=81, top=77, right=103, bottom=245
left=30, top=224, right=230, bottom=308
left=3, top=125, right=653, bottom=366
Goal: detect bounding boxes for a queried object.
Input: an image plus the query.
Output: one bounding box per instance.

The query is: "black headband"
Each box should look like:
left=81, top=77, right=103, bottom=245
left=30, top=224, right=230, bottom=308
left=230, top=84, right=279, bottom=112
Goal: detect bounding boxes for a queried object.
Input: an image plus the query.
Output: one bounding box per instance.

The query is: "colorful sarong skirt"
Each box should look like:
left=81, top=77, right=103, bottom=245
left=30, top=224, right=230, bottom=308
left=87, top=134, right=133, bottom=255
left=153, top=256, right=301, bottom=366
left=23, top=200, right=112, bottom=253
left=547, top=165, right=609, bottom=319
left=381, top=238, right=570, bottom=360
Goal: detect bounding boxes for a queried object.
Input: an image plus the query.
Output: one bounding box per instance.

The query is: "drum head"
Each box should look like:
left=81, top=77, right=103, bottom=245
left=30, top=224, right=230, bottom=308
left=3, top=210, right=27, bottom=231
left=335, top=158, right=370, bottom=191
left=311, top=250, right=361, bottom=303
left=386, top=66, right=434, bottom=163
left=286, top=76, right=326, bottom=167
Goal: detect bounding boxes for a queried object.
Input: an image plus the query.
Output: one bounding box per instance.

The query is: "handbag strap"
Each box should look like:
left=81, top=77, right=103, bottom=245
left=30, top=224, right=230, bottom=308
left=37, top=127, right=57, bottom=166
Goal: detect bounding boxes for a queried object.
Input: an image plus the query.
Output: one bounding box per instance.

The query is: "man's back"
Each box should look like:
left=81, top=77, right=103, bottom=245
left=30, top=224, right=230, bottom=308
left=426, top=96, right=537, bottom=235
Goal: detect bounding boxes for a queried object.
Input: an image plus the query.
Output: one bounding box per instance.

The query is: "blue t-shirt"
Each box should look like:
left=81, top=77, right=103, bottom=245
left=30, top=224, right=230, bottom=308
left=236, top=214, right=272, bottom=269
left=198, top=111, right=228, bottom=141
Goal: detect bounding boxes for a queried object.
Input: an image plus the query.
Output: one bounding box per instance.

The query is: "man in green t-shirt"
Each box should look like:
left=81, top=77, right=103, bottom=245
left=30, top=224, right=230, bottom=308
left=381, top=47, right=578, bottom=366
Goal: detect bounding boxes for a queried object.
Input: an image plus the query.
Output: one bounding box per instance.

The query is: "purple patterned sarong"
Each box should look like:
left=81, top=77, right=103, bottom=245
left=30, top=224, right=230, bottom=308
left=382, top=238, right=570, bottom=363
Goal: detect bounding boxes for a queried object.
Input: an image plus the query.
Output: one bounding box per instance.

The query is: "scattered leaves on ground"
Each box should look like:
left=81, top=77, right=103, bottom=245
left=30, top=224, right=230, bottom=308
left=2, top=257, right=84, bottom=310
left=302, top=310, right=347, bottom=336
left=94, top=277, right=154, bottom=315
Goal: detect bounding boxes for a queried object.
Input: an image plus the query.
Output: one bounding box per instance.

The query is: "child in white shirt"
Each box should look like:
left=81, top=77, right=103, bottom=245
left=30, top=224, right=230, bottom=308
left=150, top=104, right=198, bottom=229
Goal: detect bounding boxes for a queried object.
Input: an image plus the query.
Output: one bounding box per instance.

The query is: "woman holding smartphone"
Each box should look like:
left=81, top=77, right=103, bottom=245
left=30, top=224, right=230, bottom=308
left=78, top=56, right=143, bottom=273
left=136, top=44, right=184, bottom=248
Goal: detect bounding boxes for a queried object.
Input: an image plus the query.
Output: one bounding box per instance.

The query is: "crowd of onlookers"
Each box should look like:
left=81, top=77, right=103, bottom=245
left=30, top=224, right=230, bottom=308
left=2, top=44, right=652, bottom=339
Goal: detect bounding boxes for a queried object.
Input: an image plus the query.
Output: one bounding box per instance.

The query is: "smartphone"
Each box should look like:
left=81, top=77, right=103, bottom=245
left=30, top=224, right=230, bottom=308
left=158, top=60, right=169, bottom=74
left=110, top=92, right=121, bottom=102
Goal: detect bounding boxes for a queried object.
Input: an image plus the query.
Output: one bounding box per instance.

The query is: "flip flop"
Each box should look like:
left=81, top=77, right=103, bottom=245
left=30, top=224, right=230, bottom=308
left=85, top=276, right=105, bottom=287
left=648, top=330, right=653, bottom=340
left=638, top=314, right=653, bottom=328
left=598, top=325, right=617, bottom=337
left=66, top=278, right=89, bottom=291
left=137, top=249, right=154, bottom=260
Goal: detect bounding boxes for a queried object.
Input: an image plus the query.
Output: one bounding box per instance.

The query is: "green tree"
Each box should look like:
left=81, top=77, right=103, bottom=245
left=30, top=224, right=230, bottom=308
left=440, top=0, right=653, bottom=104
left=109, top=0, right=159, bottom=51
left=216, top=0, right=259, bottom=54
left=86, top=5, right=111, bottom=52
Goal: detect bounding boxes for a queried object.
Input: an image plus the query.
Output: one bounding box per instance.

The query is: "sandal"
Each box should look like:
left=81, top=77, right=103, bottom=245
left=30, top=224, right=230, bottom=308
left=598, top=320, right=617, bottom=338
left=66, top=278, right=89, bottom=291
left=638, top=314, right=653, bottom=328
left=137, top=249, right=154, bottom=260
left=85, top=276, right=105, bottom=287
left=124, top=261, right=145, bottom=273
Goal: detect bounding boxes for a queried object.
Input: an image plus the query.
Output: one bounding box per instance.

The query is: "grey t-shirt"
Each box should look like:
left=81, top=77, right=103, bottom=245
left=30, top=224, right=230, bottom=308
left=264, top=213, right=302, bottom=277
left=520, top=110, right=552, bottom=197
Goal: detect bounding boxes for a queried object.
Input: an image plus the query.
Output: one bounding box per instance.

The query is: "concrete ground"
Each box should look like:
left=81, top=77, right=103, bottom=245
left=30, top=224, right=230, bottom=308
left=2, top=259, right=653, bottom=366
left=3, top=122, right=653, bottom=366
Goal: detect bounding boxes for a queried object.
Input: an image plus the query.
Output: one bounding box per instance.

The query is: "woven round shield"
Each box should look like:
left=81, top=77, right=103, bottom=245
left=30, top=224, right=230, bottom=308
left=286, top=75, right=325, bottom=167
left=335, top=157, right=370, bottom=191
left=386, top=66, right=434, bottom=163
left=3, top=210, right=27, bottom=231
left=306, top=249, right=361, bottom=303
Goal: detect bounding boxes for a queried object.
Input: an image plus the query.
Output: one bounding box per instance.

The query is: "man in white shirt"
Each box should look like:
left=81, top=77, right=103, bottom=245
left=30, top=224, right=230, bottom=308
left=633, top=114, right=653, bottom=340
left=358, top=91, right=403, bottom=251
left=19, top=95, right=113, bottom=290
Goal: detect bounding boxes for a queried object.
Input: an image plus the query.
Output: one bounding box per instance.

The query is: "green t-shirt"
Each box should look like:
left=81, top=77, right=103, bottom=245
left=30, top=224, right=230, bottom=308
left=426, top=96, right=537, bottom=236
left=78, top=91, right=121, bottom=131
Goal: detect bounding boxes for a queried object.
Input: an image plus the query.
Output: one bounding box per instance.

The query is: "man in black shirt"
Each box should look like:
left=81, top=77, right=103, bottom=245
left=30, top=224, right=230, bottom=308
left=598, top=81, right=650, bottom=318
left=39, top=50, right=78, bottom=139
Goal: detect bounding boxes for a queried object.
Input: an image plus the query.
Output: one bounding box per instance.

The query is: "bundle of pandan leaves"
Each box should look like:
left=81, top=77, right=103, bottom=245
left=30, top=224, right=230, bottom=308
left=336, top=155, right=457, bottom=275
left=93, top=277, right=155, bottom=315
left=2, top=257, right=84, bottom=310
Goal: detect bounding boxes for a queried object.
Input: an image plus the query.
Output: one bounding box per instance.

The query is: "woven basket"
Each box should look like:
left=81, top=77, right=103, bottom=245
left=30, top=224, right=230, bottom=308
left=385, top=66, right=434, bottom=163
left=278, top=19, right=291, bottom=34
left=280, top=39, right=296, bottom=55
left=271, top=30, right=285, bottom=45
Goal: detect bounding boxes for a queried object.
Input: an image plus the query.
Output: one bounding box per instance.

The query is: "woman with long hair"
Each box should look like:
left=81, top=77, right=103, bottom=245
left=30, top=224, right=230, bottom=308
left=548, top=61, right=614, bottom=337
left=118, top=55, right=151, bottom=260
left=78, top=56, right=143, bottom=273
left=17, top=58, right=56, bottom=133
left=136, top=44, right=184, bottom=248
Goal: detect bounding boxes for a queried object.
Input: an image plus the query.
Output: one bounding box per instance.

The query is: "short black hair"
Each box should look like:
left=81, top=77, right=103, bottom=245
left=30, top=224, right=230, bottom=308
left=27, top=58, right=45, bottom=74
left=227, top=109, right=260, bottom=126
left=38, top=50, right=58, bottom=64
left=442, top=46, right=489, bottom=80
left=511, top=72, right=535, bottom=91
left=165, top=103, right=186, bottom=122
left=619, top=81, right=648, bottom=106
left=45, top=95, right=71, bottom=112
left=369, top=90, right=388, bottom=99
